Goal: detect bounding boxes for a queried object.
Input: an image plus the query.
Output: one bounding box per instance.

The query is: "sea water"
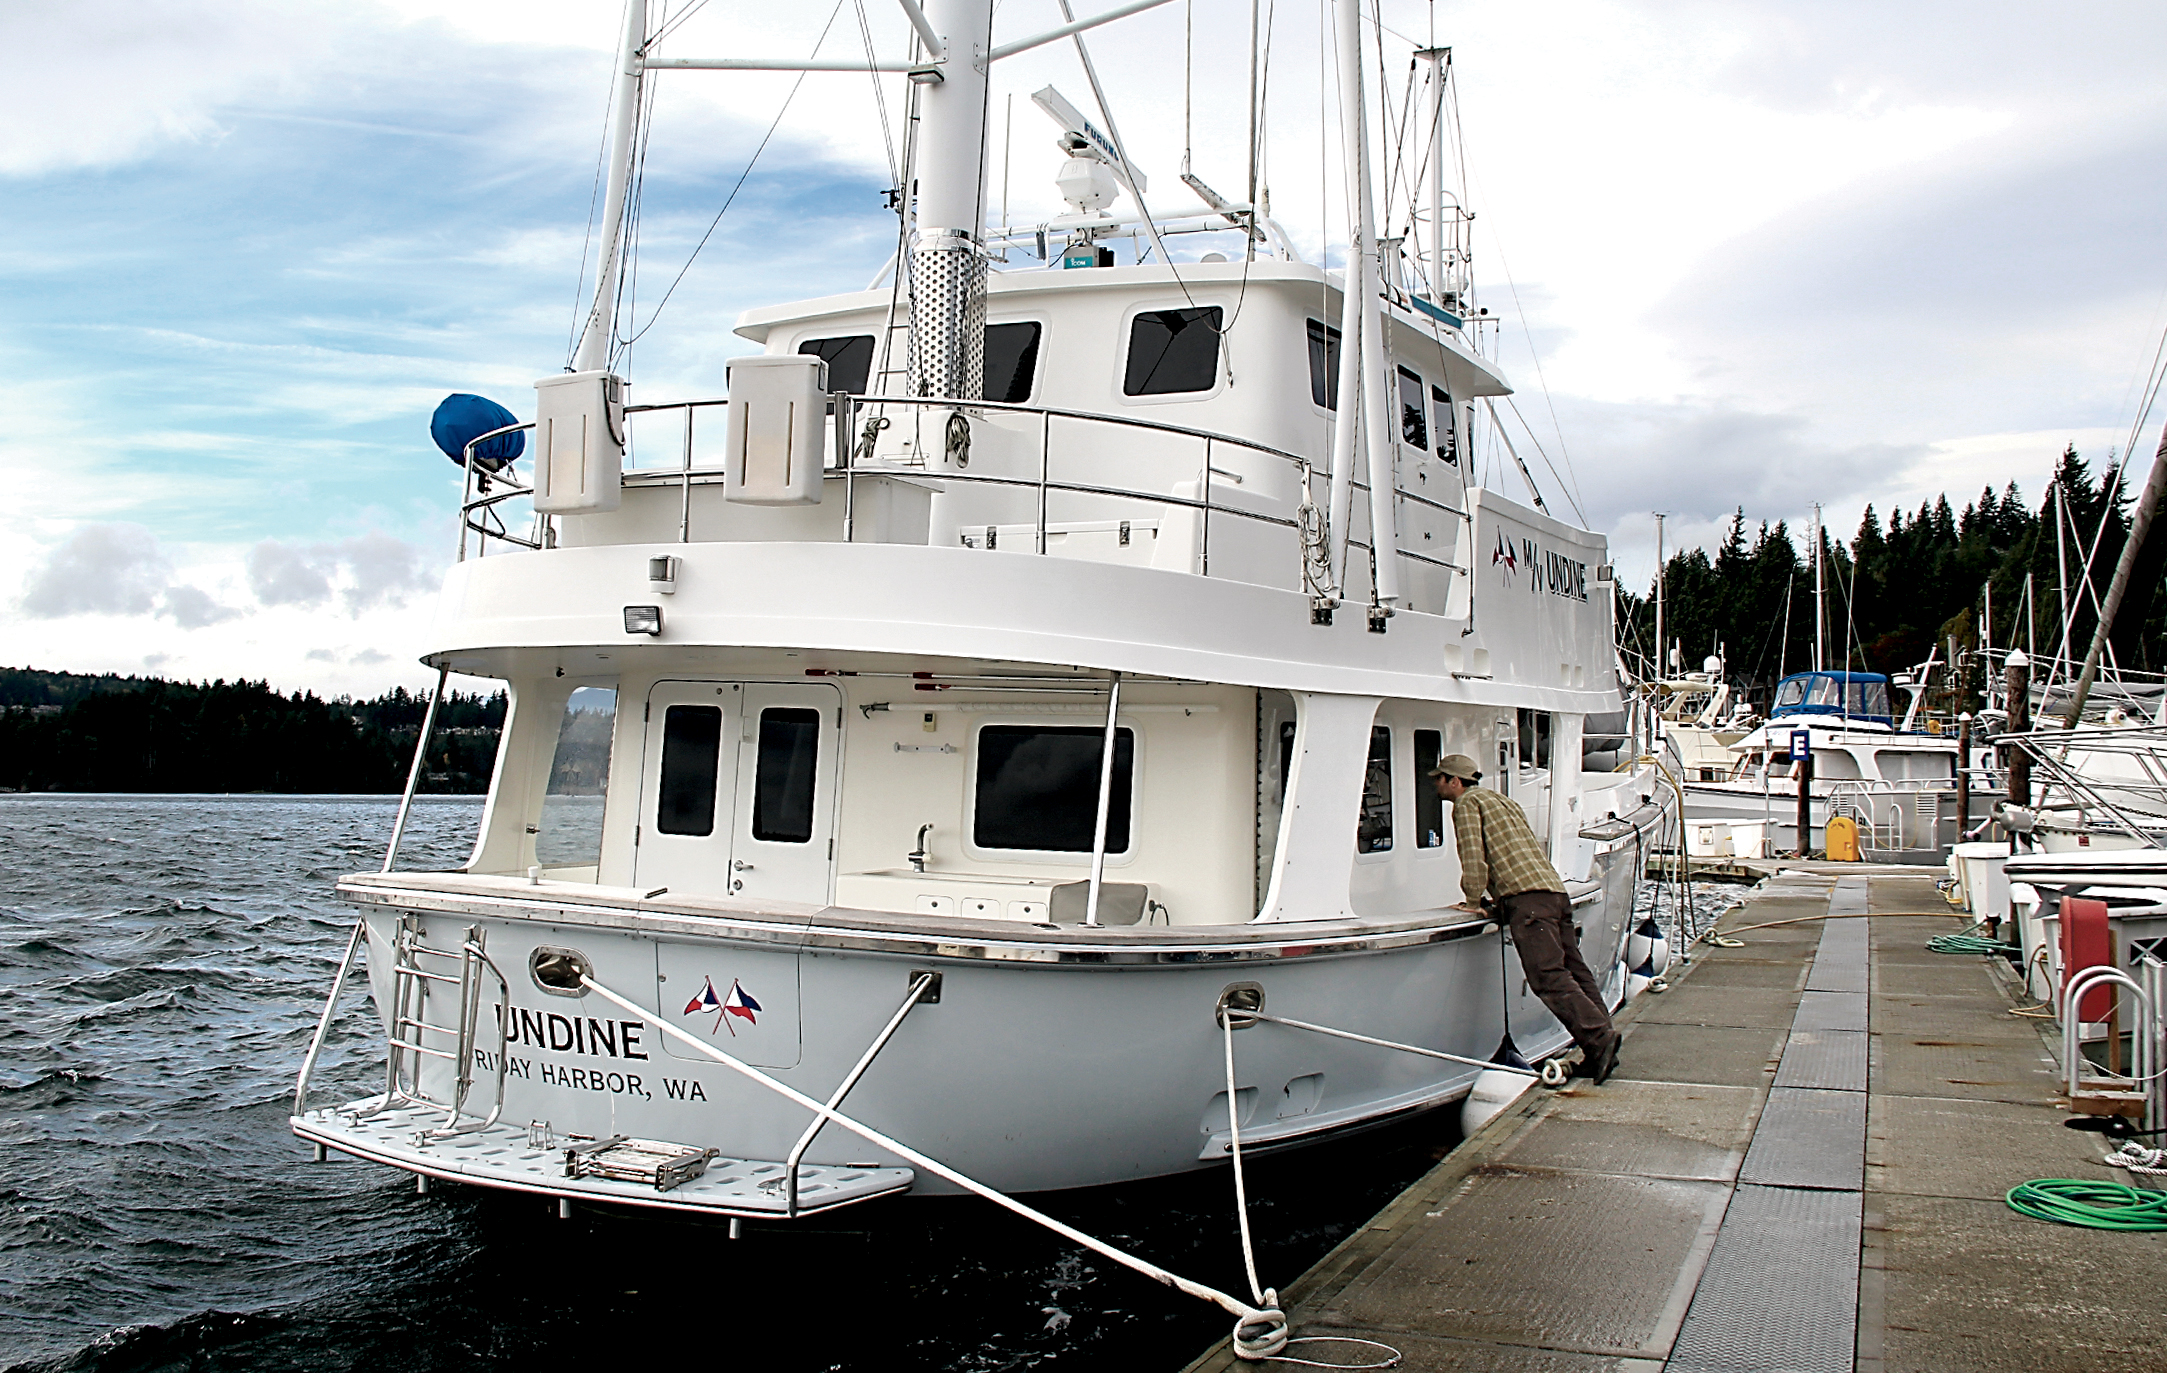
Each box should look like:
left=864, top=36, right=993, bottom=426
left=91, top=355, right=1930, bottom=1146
left=0, top=795, right=1465, bottom=1371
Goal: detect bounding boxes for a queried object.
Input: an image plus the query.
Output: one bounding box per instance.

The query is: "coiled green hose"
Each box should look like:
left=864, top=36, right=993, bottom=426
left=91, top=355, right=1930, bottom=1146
left=2006, top=1178, right=2167, bottom=1230
left=1926, top=921, right=2019, bottom=955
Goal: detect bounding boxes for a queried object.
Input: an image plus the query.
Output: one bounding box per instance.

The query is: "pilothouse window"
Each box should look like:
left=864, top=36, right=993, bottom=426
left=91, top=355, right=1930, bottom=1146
left=984, top=322, right=1042, bottom=403
left=751, top=708, right=821, bottom=844
left=973, top=725, right=1134, bottom=853
left=1413, top=729, right=1444, bottom=848
left=1125, top=308, right=1223, bottom=396
left=796, top=335, right=874, bottom=394
left=1358, top=726, right=1393, bottom=853
left=1398, top=368, right=1428, bottom=449
left=656, top=705, right=723, bottom=837
left=1430, top=385, right=1457, bottom=463
left=1307, top=318, right=1342, bottom=410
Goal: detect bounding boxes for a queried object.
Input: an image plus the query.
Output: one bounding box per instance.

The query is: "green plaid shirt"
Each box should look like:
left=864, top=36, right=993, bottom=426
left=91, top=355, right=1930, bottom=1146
left=1451, top=784, right=1563, bottom=904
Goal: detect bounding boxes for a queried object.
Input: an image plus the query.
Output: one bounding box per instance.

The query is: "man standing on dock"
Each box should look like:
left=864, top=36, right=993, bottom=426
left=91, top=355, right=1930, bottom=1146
left=1431, top=754, right=1620, bottom=1083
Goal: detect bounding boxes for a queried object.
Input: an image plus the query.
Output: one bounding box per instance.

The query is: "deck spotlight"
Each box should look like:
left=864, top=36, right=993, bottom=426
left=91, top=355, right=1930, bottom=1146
left=624, top=605, right=663, bottom=636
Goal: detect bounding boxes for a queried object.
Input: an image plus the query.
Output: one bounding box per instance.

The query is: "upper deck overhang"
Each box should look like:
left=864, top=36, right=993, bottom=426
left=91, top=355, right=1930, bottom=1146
left=425, top=538, right=1618, bottom=714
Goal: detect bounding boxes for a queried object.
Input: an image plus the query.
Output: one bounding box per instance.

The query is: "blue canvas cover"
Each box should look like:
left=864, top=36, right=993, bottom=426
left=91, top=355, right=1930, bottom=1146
left=430, top=394, right=524, bottom=470
left=1768, top=671, right=1892, bottom=725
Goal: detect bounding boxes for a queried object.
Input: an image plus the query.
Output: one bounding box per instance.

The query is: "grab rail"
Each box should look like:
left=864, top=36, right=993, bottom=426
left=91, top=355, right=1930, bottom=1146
left=454, top=394, right=1472, bottom=606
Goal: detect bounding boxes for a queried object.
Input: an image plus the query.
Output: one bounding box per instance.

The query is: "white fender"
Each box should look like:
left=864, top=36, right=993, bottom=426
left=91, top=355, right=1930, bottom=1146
left=1459, top=1067, right=1536, bottom=1136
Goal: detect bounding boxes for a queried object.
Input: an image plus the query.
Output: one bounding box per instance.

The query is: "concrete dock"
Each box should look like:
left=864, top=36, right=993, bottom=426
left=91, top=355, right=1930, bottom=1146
left=1185, top=865, right=2167, bottom=1372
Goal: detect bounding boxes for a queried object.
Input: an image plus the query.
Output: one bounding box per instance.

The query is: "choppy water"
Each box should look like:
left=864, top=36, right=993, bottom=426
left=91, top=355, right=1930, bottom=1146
left=0, top=796, right=1466, bottom=1371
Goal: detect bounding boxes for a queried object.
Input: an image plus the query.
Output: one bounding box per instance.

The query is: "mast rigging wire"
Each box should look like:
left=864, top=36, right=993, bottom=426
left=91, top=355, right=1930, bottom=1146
left=616, top=0, right=851, bottom=354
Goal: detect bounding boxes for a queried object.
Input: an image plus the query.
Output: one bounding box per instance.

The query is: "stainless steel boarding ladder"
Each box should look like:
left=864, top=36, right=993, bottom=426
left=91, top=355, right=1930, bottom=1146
left=378, top=916, right=511, bottom=1137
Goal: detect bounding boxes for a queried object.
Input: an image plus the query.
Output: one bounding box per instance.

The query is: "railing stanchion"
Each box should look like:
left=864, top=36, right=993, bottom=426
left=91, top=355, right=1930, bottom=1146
left=838, top=392, right=858, bottom=543
left=1038, top=409, right=1051, bottom=554
left=458, top=441, right=477, bottom=561
left=1084, top=672, right=1122, bottom=927
left=1200, top=436, right=1212, bottom=577
left=680, top=404, right=694, bottom=543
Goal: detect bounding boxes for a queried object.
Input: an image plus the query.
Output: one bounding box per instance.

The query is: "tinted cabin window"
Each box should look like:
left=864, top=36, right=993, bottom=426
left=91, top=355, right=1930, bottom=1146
left=1307, top=318, right=1342, bottom=410
left=1397, top=368, right=1428, bottom=449
left=1357, top=726, right=1393, bottom=853
left=984, top=322, right=1041, bottom=403
left=796, top=335, right=874, bottom=394
left=1518, top=709, right=1552, bottom=769
left=1413, top=729, right=1444, bottom=849
left=974, top=725, right=1134, bottom=852
left=1124, top=307, right=1223, bottom=395
left=657, top=705, right=723, bottom=836
left=1431, top=385, right=1457, bottom=463
left=537, top=686, right=616, bottom=868
left=751, top=707, right=821, bottom=843
left=1278, top=720, right=1298, bottom=804
left=1775, top=678, right=1806, bottom=708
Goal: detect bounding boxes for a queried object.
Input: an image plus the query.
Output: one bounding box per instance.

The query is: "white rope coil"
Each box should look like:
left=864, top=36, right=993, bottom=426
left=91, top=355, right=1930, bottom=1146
left=2101, top=1141, right=2167, bottom=1175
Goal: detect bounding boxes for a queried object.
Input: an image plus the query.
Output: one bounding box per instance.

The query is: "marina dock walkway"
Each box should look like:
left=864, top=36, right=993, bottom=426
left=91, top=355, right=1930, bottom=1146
left=1185, top=865, right=2167, bottom=1372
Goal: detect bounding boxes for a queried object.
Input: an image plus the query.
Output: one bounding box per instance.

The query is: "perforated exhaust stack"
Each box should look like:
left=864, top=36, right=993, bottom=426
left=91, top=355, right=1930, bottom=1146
left=909, top=229, right=987, bottom=401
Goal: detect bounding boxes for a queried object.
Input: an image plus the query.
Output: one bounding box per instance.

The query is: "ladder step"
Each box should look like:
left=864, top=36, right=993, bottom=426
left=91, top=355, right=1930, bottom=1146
left=388, top=1038, right=460, bottom=1061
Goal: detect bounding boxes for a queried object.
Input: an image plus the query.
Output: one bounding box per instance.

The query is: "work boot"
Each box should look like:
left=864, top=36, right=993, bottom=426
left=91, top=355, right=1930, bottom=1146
left=1592, top=1034, right=1622, bottom=1085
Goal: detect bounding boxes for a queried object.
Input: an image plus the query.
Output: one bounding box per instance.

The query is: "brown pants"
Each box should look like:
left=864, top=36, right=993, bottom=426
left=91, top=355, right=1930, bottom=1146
left=1501, top=889, right=1616, bottom=1057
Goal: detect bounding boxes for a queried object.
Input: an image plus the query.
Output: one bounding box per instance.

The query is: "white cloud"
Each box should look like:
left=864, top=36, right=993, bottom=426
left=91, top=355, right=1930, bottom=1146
left=159, top=583, right=243, bottom=629
left=246, top=540, right=334, bottom=607
left=246, top=533, right=434, bottom=614
left=18, top=523, right=170, bottom=617
left=0, top=1, right=337, bottom=175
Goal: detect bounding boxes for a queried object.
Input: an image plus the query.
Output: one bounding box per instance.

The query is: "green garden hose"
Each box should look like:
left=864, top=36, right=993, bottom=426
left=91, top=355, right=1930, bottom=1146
left=1926, top=921, right=2019, bottom=956
left=2005, top=1178, right=2167, bottom=1230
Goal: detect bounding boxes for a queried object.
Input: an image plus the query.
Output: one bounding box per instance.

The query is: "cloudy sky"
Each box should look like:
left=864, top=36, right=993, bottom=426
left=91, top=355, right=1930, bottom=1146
left=4, top=0, right=2163, bottom=695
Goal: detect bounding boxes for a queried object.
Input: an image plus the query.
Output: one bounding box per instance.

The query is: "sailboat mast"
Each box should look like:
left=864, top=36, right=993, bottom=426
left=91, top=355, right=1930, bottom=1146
left=573, top=0, right=650, bottom=374
left=1812, top=503, right=1825, bottom=674
left=2064, top=421, right=2167, bottom=727
left=1653, top=512, right=1665, bottom=680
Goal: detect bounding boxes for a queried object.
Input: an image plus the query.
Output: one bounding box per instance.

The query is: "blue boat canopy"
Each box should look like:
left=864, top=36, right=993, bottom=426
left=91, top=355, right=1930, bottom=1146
left=1768, top=671, right=1892, bottom=724
left=430, top=393, right=524, bottom=471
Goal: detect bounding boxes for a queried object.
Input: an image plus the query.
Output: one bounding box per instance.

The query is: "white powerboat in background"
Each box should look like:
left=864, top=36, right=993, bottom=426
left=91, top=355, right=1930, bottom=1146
left=291, top=0, right=1672, bottom=1220
left=1681, top=668, right=1990, bottom=860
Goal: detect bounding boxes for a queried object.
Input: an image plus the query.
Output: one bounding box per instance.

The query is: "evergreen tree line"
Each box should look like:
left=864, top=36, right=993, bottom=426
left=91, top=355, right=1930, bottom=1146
left=0, top=669, right=505, bottom=793
left=1620, top=448, right=2167, bottom=715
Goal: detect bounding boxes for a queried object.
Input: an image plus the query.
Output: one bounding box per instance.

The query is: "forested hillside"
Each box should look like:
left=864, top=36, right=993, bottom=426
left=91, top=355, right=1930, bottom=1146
left=1621, top=448, right=2167, bottom=711
left=0, top=669, right=504, bottom=793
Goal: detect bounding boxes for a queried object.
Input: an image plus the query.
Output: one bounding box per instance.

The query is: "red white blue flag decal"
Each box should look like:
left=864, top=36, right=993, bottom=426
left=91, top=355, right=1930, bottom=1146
left=1492, top=529, right=1517, bottom=584
left=683, top=975, right=762, bottom=1036
left=721, top=978, right=761, bottom=1031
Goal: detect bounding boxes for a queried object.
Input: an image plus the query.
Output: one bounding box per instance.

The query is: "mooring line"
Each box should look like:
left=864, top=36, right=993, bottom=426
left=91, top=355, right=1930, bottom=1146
left=579, top=975, right=1301, bottom=1360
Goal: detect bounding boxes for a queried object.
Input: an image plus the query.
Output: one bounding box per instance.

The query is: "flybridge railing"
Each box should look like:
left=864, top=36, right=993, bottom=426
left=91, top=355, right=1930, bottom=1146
left=456, top=420, right=540, bottom=560
left=456, top=396, right=1472, bottom=606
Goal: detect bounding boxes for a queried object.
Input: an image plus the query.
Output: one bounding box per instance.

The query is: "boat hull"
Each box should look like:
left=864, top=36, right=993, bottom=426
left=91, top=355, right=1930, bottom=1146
left=309, top=833, right=1650, bottom=1202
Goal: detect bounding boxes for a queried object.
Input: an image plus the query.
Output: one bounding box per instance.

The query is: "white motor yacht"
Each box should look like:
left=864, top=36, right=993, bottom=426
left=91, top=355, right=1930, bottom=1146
left=291, top=0, right=1671, bottom=1220
left=1682, top=669, right=1988, bottom=860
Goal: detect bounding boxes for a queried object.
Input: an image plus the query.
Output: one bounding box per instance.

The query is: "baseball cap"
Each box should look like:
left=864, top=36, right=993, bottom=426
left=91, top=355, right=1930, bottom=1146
left=1426, top=752, right=1482, bottom=782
